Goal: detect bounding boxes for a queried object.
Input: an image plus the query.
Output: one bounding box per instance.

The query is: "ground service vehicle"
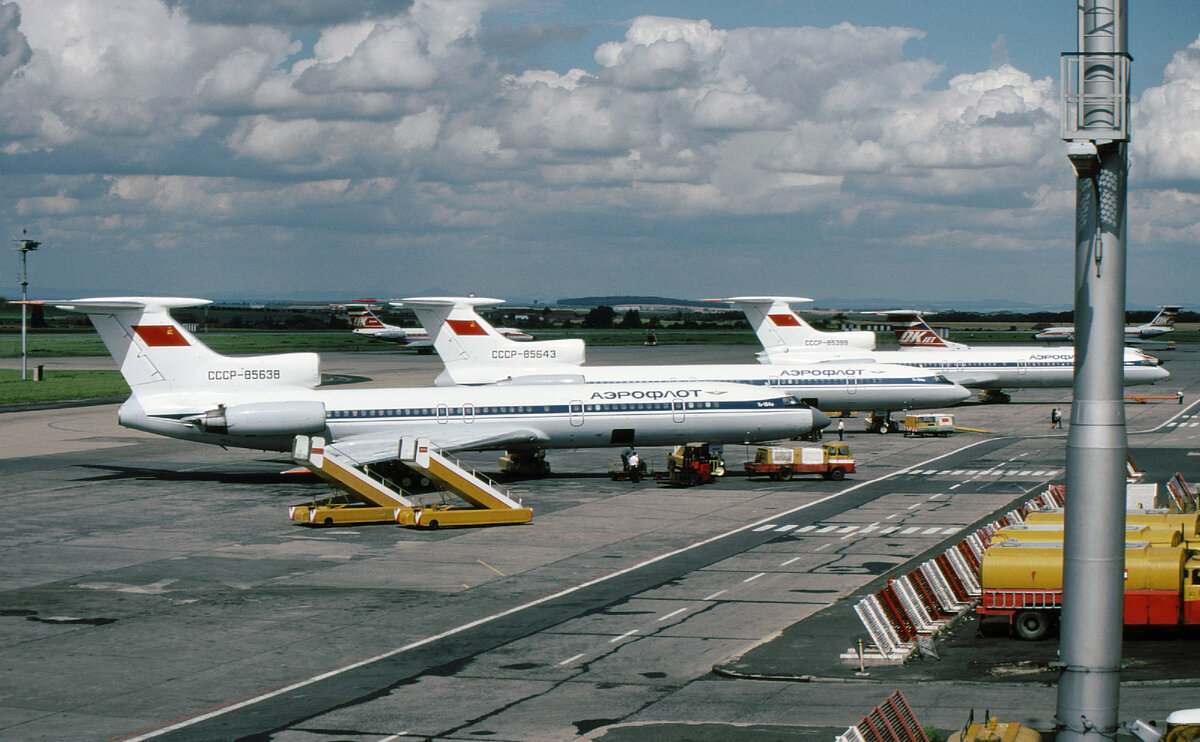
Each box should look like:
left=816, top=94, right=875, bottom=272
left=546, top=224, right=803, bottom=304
left=904, top=413, right=955, bottom=437
left=667, top=443, right=724, bottom=486
left=977, top=541, right=1200, bottom=640
left=744, top=442, right=855, bottom=481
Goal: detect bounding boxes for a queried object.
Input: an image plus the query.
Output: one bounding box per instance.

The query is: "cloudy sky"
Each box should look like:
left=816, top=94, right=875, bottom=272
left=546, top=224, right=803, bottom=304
left=2, top=1, right=1198, bottom=308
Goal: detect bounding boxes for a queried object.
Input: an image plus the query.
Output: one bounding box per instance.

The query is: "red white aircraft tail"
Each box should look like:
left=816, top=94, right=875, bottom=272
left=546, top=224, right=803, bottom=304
left=726, top=296, right=875, bottom=352
left=880, top=311, right=969, bottom=350
left=53, top=297, right=321, bottom=394
left=1147, top=306, right=1179, bottom=329
left=345, top=304, right=388, bottom=331
left=397, top=297, right=584, bottom=384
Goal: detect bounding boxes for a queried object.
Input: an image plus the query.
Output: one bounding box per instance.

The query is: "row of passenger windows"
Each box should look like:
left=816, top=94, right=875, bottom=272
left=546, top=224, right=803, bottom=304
left=327, top=401, right=724, bottom=419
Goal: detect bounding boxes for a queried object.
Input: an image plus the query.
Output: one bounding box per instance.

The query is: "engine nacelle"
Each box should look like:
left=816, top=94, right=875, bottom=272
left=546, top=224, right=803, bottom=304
left=196, top=401, right=327, bottom=436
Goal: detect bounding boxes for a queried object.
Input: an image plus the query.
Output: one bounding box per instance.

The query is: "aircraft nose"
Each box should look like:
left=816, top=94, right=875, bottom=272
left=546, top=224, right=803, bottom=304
left=810, top=408, right=832, bottom=431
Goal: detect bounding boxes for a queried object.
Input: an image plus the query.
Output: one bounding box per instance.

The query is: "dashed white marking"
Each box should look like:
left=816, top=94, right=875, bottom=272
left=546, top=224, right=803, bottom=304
left=907, top=504, right=921, bottom=510
left=703, top=590, right=726, bottom=601
left=744, top=572, right=767, bottom=583
left=880, top=526, right=899, bottom=534
left=941, top=527, right=959, bottom=535
left=610, top=629, right=639, bottom=643
left=780, top=557, right=801, bottom=566
left=796, top=525, right=818, bottom=533
left=949, top=470, right=965, bottom=476
left=886, top=513, right=901, bottom=520
left=922, top=527, right=942, bottom=535
left=658, top=608, right=688, bottom=622
left=775, top=524, right=798, bottom=532
left=558, top=653, right=585, bottom=666
left=900, top=527, right=920, bottom=535
left=817, top=525, right=838, bottom=533
left=838, top=526, right=857, bottom=533
left=753, top=524, right=777, bottom=532
left=815, top=543, right=832, bottom=551
left=860, top=524, right=880, bottom=533
left=928, top=493, right=946, bottom=500
left=949, top=483, right=961, bottom=490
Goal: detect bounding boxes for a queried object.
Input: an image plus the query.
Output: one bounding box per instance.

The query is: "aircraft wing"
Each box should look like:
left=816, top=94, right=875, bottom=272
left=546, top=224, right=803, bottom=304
left=326, top=425, right=551, bottom=465
left=940, top=370, right=1002, bottom=388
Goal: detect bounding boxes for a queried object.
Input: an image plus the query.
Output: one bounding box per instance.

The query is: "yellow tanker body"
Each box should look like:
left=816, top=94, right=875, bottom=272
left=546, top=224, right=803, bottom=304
left=978, top=541, right=1198, bottom=639
left=990, top=523, right=1182, bottom=547
left=1023, top=510, right=1200, bottom=544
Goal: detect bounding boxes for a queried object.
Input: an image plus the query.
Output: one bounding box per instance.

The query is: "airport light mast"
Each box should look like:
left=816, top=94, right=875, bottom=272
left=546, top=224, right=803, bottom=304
left=14, top=232, right=42, bottom=381
left=1057, top=2, right=1131, bottom=741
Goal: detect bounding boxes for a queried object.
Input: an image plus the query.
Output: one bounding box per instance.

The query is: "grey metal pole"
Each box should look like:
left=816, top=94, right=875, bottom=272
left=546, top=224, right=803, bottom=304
left=20, top=247, right=28, bottom=381
left=1056, top=1, right=1129, bottom=740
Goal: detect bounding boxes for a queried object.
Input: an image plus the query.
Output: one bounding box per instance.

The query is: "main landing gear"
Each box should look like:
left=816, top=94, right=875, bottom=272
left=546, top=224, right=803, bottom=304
left=865, top=413, right=900, bottom=434
left=978, top=389, right=1012, bottom=404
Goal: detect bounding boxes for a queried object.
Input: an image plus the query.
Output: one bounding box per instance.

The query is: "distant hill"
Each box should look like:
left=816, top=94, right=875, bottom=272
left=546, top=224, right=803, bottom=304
left=556, top=296, right=716, bottom=309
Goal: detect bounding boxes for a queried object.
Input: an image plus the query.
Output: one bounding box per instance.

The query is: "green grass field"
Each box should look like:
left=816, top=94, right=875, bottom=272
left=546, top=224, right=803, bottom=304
left=0, top=369, right=129, bottom=405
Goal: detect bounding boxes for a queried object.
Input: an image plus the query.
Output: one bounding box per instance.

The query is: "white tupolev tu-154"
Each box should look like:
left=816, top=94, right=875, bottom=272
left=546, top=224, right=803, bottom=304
left=54, top=297, right=828, bottom=473
left=392, top=297, right=971, bottom=433
left=740, top=304, right=1170, bottom=404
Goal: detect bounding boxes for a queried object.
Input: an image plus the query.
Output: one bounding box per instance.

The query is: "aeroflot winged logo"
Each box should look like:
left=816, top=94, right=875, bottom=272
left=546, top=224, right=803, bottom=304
left=447, top=319, right=489, bottom=336
left=589, top=388, right=722, bottom=400
left=134, top=325, right=190, bottom=347
left=768, top=313, right=802, bottom=327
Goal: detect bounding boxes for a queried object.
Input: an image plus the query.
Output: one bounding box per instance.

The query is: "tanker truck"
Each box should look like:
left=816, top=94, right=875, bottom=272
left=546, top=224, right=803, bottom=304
left=977, top=540, right=1200, bottom=640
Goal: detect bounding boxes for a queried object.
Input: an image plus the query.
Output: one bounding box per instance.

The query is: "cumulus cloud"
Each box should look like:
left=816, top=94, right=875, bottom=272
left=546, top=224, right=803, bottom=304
left=1, top=2, right=1197, bottom=303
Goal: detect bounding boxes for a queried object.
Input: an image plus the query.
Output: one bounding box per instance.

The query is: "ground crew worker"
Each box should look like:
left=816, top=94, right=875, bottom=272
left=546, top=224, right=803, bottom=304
left=837, top=419, right=844, bottom=441
left=627, top=450, right=641, bottom=482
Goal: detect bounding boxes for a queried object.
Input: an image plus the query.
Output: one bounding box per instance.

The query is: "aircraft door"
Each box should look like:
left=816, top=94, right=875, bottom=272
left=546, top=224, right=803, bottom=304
left=569, top=400, right=585, bottom=427
left=437, top=404, right=449, bottom=423
left=847, top=377, right=857, bottom=395
left=672, top=399, right=685, bottom=423
left=1018, top=360, right=1027, bottom=376
left=462, top=403, right=475, bottom=423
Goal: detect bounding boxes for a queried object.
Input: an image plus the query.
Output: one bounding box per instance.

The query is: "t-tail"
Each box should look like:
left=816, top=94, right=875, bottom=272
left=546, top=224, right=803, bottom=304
left=877, top=310, right=969, bottom=350
left=397, top=297, right=585, bottom=385
left=53, top=297, right=321, bottom=396
left=726, top=296, right=876, bottom=352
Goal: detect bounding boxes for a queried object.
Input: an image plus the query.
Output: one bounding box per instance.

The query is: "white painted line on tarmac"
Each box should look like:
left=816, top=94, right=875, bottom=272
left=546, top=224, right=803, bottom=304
left=900, top=527, right=920, bottom=535
left=120, top=437, right=997, bottom=741
left=610, top=629, right=639, bottom=643
left=743, top=572, right=766, bottom=583
left=658, top=608, right=688, bottom=622
left=775, top=524, right=798, bottom=532
left=753, top=524, right=777, bottom=532
left=780, top=557, right=800, bottom=566
left=796, top=525, right=817, bottom=533
left=558, top=653, right=585, bottom=666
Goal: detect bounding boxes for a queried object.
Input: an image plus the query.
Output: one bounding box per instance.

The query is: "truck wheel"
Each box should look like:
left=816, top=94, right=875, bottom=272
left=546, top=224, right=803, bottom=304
left=878, top=424, right=890, bottom=434
left=828, top=467, right=845, bottom=481
left=427, top=520, right=440, bottom=530
left=780, top=468, right=792, bottom=481
left=1013, top=610, right=1050, bottom=640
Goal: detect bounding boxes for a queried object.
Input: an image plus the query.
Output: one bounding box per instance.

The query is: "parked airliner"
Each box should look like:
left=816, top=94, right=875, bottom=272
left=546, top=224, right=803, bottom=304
left=56, top=298, right=827, bottom=472
left=395, top=297, right=971, bottom=433
left=743, top=306, right=1169, bottom=403
left=1033, top=306, right=1179, bottom=342
left=342, top=303, right=532, bottom=352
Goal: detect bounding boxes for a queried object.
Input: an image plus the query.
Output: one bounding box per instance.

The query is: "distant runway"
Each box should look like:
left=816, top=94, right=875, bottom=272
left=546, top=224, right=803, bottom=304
left=1, top=344, right=1197, bottom=741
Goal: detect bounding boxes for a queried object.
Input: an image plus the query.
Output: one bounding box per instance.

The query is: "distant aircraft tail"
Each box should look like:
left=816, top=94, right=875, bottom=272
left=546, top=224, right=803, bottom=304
left=1150, top=306, right=1179, bottom=328
left=726, top=296, right=876, bottom=352
left=398, top=297, right=585, bottom=384
left=54, top=297, right=321, bottom=396
left=879, top=311, right=969, bottom=350
left=344, top=304, right=388, bottom=332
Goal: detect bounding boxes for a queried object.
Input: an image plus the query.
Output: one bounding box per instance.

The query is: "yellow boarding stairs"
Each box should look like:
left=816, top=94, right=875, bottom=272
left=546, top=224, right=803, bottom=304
left=288, top=435, right=532, bottom=528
